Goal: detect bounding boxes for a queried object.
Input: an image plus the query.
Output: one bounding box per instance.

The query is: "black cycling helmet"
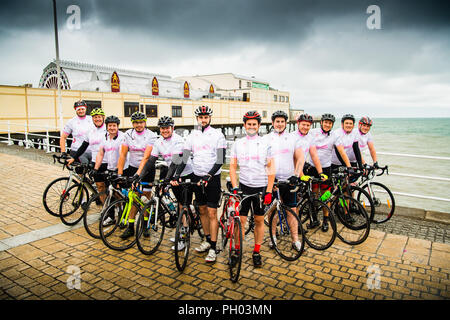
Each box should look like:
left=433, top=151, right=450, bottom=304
left=297, top=113, right=313, bottom=123
left=105, top=115, right=120, bottom=125
left=194, top=105, right=213, bottom=116
left=359, top=116, right=373, bottom=126
left=131, top=111, right=147, bottom=122
left=158, top=116, right=175, bottom=127
left=74, top=100, right=87, bottom=109
left=243, top=110, right=262, bottom=123
left=271, top=110, right=288, bottom=122
left=321, top=113, right=335, bottom=123
left=341, top=114, right=355, bottom=123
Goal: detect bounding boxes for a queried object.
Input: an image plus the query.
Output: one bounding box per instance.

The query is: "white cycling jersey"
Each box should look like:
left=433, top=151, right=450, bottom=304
left=355, top=128, right=374, bottom=152
left=151, top=133, right=193, bottom=176
left=290, top=130, right=314, bottom=157
left=184, top=126, right=227, bottom=177
left=122, top=128, right=158, bottom=168
left=63, top=115, right=95, bottom=151
left=331, top=128, right=359, bottom=165
left=265, top=130, right=302, bottom=181
left=99, top=131, right=127, bottom=171
left=307, top=127, right=335, bottom=168
left=231, top=135, right=273, bottom=187
left=83, top=124, right=107, bottom=163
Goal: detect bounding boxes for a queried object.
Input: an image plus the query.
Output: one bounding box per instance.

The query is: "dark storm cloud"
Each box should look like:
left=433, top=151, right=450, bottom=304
left=1, top=0, right=449, bottom=41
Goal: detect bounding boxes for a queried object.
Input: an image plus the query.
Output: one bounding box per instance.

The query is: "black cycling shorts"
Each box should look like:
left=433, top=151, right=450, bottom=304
left=305, top=165, right=332, bottom=189
left=238, top=184, right=265, bottom=217
left=276, top=182, right=297, bottom=208
left=171, top=173, right=194, bottom=205
left=192, top=174, right=222, bottom=209
left=92, top=162, right=108, bottom=182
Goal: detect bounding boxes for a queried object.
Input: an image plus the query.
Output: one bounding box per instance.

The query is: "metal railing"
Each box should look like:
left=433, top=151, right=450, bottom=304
left=0, top=121, right=72, bottom=152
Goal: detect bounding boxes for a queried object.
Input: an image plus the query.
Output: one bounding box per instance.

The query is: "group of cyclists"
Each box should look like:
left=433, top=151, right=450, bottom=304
left=61, top=100, right=379, bottom=268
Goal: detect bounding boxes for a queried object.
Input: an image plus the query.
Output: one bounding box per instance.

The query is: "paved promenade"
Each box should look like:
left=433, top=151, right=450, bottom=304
left=0, top=148, right=449, bottom=301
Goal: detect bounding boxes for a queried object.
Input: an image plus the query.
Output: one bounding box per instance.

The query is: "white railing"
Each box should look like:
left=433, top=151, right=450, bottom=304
left=0, top=121, right=72, bottom=152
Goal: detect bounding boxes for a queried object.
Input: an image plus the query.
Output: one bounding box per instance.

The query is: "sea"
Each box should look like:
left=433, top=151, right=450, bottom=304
left=221, top=118, right=450, bottom=214
left=359, top=118, right=450, bottom=214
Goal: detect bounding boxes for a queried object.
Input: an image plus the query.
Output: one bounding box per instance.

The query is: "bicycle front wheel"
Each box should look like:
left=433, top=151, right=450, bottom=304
left=268, top=205, right=305, bottom=261
left=299, top=199, right=337, bottom=250
left=361, top=182, right=395, bottom=224
left=227, top=217, right=243, bottom=283
left=350, top=186, right=375, bottom=223
left=58, top=183, right=89, bottom=226
left=99, top=198, right=138, bottom=251
left=43, top=177, right=79, bottom=216
left=332, top=195, right=370, bottom=245
left=174, top=208, right=191, bottom=272
left=136, top=201, right=166, bottom=255
left=82, top=191, right=108, bottom=239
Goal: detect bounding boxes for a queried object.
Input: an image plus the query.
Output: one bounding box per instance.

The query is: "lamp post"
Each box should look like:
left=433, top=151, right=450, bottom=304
left=52, top=0, right=64, bottom=134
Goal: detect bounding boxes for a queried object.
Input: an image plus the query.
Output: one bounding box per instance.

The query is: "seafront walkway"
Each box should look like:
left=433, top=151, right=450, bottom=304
left=0, top=148, right=449, bottom=300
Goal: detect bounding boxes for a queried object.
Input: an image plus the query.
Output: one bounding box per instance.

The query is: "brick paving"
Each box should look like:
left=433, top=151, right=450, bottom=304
left=0, top=150, right=449, bottom=300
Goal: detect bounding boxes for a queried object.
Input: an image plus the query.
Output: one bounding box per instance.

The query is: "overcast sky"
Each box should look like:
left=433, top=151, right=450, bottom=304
left=1, top=0, right=449, bottom=117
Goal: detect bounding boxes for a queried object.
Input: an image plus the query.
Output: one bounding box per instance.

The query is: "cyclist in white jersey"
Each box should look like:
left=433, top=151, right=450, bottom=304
left=290, top=113, right=324, bottom=181
left=330, top=114, right=363, bottom=173
left=175, top=105, right=227, bottom=263
left=60, top=100, right=95, bottom=164
left=356, top=116, right=379, bottom=168
left=138, top=116, right=194, bottom=249
left=117, top=111, right=157, bottom=239
left=264, top=110, right=306, bottom=251
left=304, top=113, right=337, bottom=231
left=67, top=108, right=107, bottom=202
left=93, top=115, right=125, bottom=225
left=229, top=111, right=275, bottom=267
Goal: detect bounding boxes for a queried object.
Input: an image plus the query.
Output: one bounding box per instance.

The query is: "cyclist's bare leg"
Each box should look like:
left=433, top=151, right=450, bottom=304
left=207, top=207, right=219, bottom=243
left=96, top=182, right=106, bottom=203
left=198, top=205, right=211, bottom=236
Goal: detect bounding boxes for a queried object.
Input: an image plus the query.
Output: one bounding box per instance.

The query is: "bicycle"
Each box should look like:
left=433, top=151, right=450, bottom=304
left=355, top=164, right=395, bottom=224
left=99, top=176, right=152, bottom=251
left=325, top=168, right=371, bottom=245
left=174, top=180, right=205, bottom=272
left=266, top=181, right=305, bottom=261
left=43, top=154, right=97, bottom=217
left=58, top=161, right=98, bottom=226
left=217, top=190, right=251, bottom=283
left=224, top=177, right=256, bottom=236
left=296, top=177, right=337, bottom=251
left=81, top=171, right=125, bottom=239
left=135, top=179, right=178, bottom=255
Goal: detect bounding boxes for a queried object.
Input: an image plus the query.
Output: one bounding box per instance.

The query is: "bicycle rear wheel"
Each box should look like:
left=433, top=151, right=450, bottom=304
left=43, top=177, right=79, bottom=216
left=360, top=182, right=395, bottom=224
left=136, top=201, right=166, bottom=255
left=268, top=205, right=304, bottom=261
left=58, top=183, right=89, bottom=226
left=82, top=191, right=108, bottom=239
left=299, top=199, right=337, bottom=250
left=99, top=198, right=138, bottom=251
left=332, top=195, right=370, bottom=245
left=227, top=217, right=243, bottom=283
left=244, top=206, right=255, bottom=235
left=174, top=208, right=191, bottom=272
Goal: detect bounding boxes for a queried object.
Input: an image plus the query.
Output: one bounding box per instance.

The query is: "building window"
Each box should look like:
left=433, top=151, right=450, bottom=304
left=286, top=96, right=289, bottom=103
left=172, top=105, right=182, bottom=117
left=84, top=100, right=102, bottom=115
left=247, top=81, right=251, bottom=88
left=262, top=110, right=267, bottom=118
left=145, top=104, right=158, bottom=117
left=279, top=96, right=282, bottom=102
left=281, top=96, right=285, bottom=103
left=124, top=102, right=140, bottom=117
left=274, top=95, right=277, bottom=102
left=239, top=80, right=242, bottom=89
